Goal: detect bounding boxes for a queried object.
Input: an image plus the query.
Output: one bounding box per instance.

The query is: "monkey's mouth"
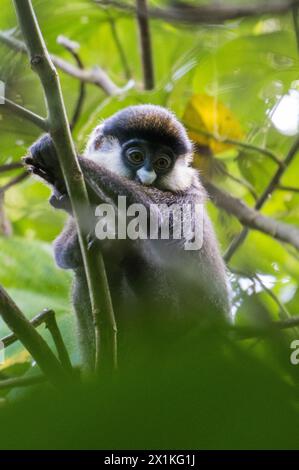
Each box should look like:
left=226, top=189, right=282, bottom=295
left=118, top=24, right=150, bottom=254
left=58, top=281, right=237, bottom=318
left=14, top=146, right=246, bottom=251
left=135, top=175, right=154, bottom=186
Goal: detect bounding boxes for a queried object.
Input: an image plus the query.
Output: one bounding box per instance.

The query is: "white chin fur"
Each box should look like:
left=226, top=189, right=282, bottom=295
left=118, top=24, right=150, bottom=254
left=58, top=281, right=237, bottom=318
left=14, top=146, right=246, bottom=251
left=158, top=158, right=197, bottom=192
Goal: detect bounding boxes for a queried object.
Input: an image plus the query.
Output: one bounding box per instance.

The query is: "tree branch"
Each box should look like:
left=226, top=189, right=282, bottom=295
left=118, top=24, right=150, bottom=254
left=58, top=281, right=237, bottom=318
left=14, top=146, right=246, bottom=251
left=0, top=374, right=46, bottom=390
left=40, top=309, right=72, bottom=372
left=1, top=308, right=52, bottom=347
left=0, top=31, right=126, bottom=96
left=188, top=126, right=283, bottom=167
left=136, top=0, right=154, bottom=90
left=2, top=97, right=48, bottom=131
left=106, top=10, right=131, bottom=80
left=0, top=171, right=28, bottom=193
left=1, top=309, right=72, bottom=372
left=0, top=162, right=23, bottom=174
left=232, top=315, right=299, bottom=340
left=95, top=0, right=299, bottom=24
left=218, top=166, right=258, bottom=201
left=205, top=180, right=299, bottom=251
left=57, top=35, right=86, bottom=131
left=41, top=55, right=125, bottom=96
left=277, top=185, right=299, bottom=193
left=231, top=268, right=291, bottom=319
left=224, top=135, right=299, bottom=261
left=13, top=0, right=117, bottom=372
left=0, top=285, right=67, bottom=386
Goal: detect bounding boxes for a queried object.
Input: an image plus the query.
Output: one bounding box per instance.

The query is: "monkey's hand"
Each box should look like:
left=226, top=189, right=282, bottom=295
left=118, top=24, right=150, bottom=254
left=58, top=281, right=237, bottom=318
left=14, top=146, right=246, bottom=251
left=24, top=134, right=73, bottom=213
left=24, top=134, right=66, bottom=195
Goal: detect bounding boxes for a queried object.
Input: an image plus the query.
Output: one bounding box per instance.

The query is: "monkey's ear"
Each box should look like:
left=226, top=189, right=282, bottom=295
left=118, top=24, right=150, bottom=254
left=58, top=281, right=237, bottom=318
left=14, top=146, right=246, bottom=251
left=84, top=124, right=105, bottom=156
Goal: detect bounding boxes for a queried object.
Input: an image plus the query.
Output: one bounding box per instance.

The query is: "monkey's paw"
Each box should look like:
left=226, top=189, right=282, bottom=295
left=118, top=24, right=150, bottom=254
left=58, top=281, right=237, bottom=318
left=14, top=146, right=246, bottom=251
left=23, top=134, right=65, bottom=192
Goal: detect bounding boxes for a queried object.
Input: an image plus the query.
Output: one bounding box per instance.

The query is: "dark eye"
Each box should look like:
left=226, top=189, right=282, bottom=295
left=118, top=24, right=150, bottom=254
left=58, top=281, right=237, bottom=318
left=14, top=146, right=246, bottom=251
left=126, top=147, right=145, bottom=165
left=154, top=155, right=172, bottom=171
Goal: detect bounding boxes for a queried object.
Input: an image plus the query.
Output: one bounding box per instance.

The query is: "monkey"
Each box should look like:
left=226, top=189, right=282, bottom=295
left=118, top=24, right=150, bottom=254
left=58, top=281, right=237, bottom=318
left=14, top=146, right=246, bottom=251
left=24, top=105, right=231, bottom=368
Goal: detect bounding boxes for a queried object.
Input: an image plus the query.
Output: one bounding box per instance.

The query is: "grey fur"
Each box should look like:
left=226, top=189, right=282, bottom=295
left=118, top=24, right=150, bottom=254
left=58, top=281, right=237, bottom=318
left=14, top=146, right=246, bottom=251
left=26, top=105, right=231, bottom=368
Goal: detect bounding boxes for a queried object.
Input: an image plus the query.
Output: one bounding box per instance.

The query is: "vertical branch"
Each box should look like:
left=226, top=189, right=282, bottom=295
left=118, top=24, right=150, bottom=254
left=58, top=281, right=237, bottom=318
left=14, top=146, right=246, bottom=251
left=57, top=35, right=86, bottom=131
left=13, top=0, right=117, bottom=372
left=43, top=309, right=73, bottom=372
left=106, top=11, right=132, bottom=80
left=136, top=0, right=155, bottom=90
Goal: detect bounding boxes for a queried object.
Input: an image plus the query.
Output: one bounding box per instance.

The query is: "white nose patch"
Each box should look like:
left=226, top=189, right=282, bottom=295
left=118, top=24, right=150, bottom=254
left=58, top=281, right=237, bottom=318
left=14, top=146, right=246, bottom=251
left=137, top=168, right=157, bottom=185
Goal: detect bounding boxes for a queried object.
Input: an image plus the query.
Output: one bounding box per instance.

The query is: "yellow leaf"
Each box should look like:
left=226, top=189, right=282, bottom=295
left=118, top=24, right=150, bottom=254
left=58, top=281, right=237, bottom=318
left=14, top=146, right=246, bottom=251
left=0, top=350, right=31, bottom=371
left=183, top=94, right=244, bottom=155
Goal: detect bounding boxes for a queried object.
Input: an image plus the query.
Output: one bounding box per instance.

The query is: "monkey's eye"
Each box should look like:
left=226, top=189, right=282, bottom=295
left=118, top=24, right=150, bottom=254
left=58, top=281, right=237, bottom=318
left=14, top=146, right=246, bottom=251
left=126, top=148, right=145, bottom=165
left=154, top=155, right=172, bottom=171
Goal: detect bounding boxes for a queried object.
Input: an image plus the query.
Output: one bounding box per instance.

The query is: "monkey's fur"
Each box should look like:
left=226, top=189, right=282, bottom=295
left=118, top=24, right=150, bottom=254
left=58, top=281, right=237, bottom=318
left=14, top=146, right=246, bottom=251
left=25, top=105, right=231, bottom=367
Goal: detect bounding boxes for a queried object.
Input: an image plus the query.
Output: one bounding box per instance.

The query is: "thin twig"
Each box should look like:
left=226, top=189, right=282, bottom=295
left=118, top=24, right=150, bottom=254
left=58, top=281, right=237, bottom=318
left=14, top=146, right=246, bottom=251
left=1, top=308, right=72, bottom=372
left=0, top=171, right=28, bottom=193
left=187, top=126, right=283, bottom=167
left=231, top=267, right=291, bottom=319
left=95, top=0, right=299, bottom=24
left=0, top=374, right=46, bottom=390
left=205, top=180, right=299, bottom=250
left=232, top=316, right=299, bottom=340
left=106, top=10, right=131, bottom=80
left=136, top=0, right=154, bottom=90
left=0, top=285, right=67, bottom=386
left=52, top=58, right=125, bottom=95
left=0, top=31, right=126, bottom=96
left=13, top=0, right=117, bottom=373
left=254, top=273, right=291, bottom=318
left=43, top=309, right=72, bottom=372
left=0, top=162, right=23, bottom=174
left=277, top=185, right=299, bottom=193
left=57, top=35, right=86, bottom=130
left=2, top=97, right=48, bottom=131
left=1, top=308, right=53, bottom=347
left=219, top=166, right=258, bottom=200
left=257, top=137, right=299, bottom=210
left=224, top=136, right=299, bottom=261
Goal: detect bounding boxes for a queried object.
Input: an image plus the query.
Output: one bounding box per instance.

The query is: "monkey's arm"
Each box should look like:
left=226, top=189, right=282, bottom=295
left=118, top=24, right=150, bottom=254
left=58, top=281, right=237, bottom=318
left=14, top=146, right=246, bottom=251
left=25, top=134, right=160, bottom=214
left=24, top=134, right=161, bottom=269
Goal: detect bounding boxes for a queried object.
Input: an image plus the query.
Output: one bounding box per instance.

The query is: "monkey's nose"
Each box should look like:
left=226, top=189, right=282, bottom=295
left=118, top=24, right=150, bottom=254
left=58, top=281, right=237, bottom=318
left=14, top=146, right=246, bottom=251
left=136, top=168, right=157, bottom=185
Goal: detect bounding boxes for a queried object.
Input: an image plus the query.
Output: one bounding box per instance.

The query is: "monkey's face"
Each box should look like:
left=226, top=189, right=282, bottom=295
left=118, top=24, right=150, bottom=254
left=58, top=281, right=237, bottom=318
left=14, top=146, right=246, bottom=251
left=85, top=105, right=197, bottom=192
left=121, top=138, right=175, bottom=186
